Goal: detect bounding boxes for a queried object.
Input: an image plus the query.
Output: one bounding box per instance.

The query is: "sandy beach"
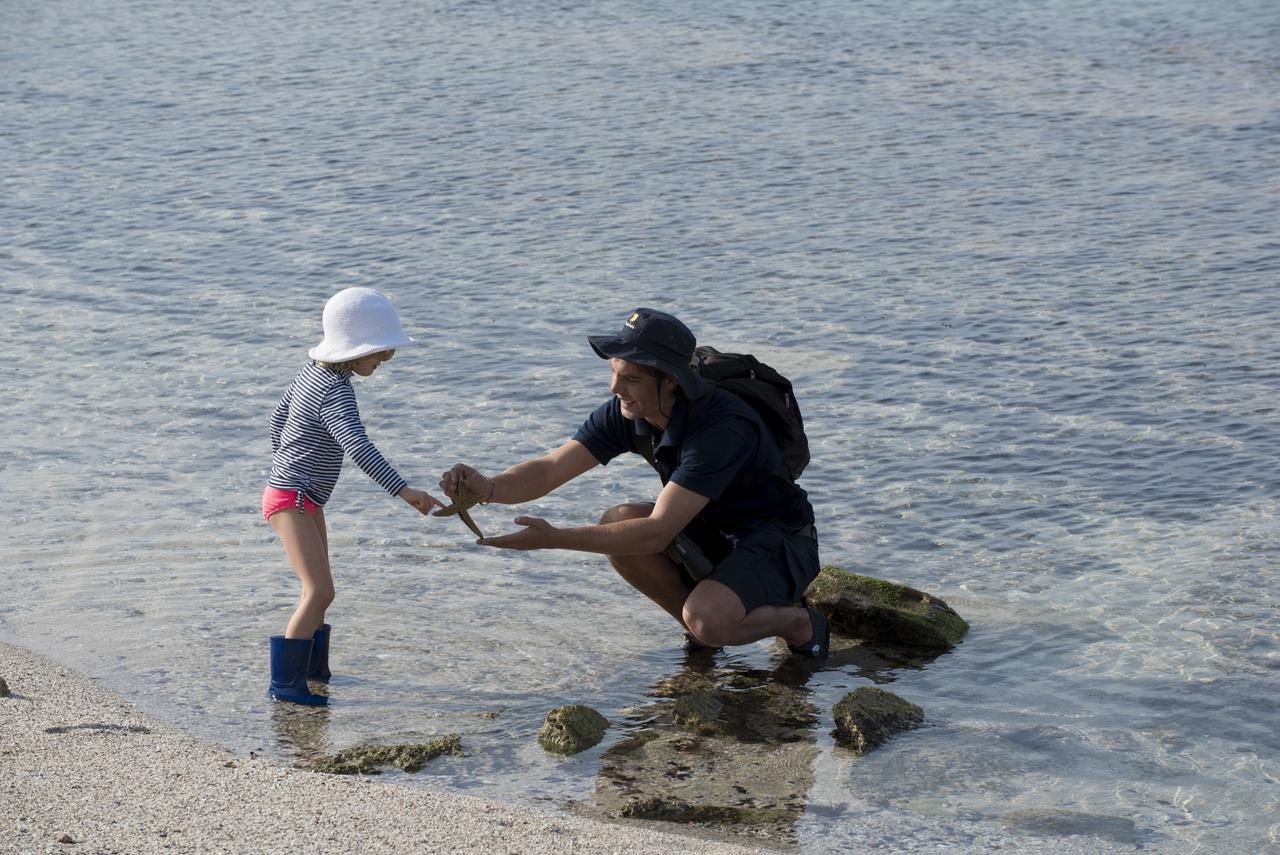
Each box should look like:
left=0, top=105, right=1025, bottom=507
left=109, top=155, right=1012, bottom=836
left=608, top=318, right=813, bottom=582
left=0, top=642, right=760, bottom=854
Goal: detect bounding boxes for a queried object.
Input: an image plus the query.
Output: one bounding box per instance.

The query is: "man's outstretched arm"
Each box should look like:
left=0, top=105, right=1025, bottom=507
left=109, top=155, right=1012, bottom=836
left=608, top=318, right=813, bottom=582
left=480, top=477, right=709, bottom=556
left=441, top=439, right=600, bottom=506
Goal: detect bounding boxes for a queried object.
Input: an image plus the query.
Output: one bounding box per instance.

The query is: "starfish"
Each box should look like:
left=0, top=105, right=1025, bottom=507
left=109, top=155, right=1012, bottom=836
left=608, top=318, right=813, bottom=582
left=433, top=482, right=485, bottom=540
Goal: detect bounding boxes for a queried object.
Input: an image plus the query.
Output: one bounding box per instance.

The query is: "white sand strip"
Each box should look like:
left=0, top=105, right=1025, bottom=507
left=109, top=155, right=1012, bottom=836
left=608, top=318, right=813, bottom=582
left=0, top=642, right=759, bottom=854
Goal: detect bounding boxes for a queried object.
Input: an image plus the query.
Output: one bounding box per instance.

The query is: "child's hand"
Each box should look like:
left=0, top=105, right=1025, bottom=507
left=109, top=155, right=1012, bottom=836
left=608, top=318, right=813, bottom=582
left=399, top=486, right=446, bottom=516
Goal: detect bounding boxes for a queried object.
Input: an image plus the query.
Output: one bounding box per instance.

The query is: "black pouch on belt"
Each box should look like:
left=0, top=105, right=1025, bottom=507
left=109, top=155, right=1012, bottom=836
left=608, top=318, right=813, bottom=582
left=663, top=531, right=716, bottom=581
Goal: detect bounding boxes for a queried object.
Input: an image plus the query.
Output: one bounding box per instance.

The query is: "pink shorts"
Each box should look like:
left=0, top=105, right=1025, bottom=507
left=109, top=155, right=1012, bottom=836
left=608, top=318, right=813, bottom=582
left=262, top=487, right=320, bottom=521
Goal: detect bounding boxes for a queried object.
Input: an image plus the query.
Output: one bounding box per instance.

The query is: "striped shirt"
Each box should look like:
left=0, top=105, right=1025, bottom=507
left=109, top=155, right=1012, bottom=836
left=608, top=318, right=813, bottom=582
left=267, top=362, right=407, bottom=506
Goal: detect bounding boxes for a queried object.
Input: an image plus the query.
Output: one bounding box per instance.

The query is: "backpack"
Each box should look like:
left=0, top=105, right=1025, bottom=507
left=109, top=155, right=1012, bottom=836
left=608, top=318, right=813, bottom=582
left=691, top=346, right=810, bottom=480
left=631, top=346, right=810, bottom=481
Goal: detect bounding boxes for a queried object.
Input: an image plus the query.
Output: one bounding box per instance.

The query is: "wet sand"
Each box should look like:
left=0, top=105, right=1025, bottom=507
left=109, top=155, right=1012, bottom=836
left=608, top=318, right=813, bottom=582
left=0, top=641, right=757, bottom=854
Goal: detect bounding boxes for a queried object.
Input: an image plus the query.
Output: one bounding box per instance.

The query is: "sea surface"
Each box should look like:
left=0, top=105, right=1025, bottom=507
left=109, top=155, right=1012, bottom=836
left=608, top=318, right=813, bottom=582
left=3, top=0, right=1278, bottom=851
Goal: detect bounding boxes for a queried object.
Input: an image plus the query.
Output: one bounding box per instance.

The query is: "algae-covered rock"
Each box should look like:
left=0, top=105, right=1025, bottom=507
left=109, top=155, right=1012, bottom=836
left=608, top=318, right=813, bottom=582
left=831, top=686, right=923, bottom=753
left=806, top=565, right=968, bottom=648
left=0, top=677, right=9, bottom=697
left=672, top=691, right=723, bottom=735
left=593, top=665, right=820, bottom=845
left=646, top=667, right=718, bottom=699
left=619, top=797, right=794, bottom=826
left=598, top=725, right=818, bottom=841
left=539, top=705, right=609, bottom=754
left=311, top=735, right=462, bottom=775
left=656, top=670, right=816, bottom=745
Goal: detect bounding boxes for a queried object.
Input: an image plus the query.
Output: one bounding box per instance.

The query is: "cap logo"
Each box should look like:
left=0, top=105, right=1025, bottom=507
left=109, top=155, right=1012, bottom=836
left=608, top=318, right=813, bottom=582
left=625, top=312, right=640, bottom=330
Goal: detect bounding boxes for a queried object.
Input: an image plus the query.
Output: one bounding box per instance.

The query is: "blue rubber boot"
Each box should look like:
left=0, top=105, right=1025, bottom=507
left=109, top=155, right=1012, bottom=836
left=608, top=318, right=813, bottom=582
left=307, top=623, right=332, bottom=682
left=267, top=636, right=329, bottom=706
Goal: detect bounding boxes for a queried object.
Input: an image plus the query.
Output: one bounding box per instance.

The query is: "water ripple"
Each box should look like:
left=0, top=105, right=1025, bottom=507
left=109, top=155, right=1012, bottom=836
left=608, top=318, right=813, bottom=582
left=3, top=0, right=1277, bottom=850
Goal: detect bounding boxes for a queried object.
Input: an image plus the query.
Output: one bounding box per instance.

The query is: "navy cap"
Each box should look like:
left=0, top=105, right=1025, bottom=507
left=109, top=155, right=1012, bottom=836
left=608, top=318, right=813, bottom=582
left=588, top=308, right=711, bottom=398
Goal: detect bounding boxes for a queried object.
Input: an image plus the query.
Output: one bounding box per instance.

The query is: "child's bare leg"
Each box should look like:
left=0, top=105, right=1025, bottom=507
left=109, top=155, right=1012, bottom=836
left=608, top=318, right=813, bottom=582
left=314, top=505, right=329, bottom=554
left=312, top=507, right=329, bottom=628
left=269, top=509, right=335, bottom=639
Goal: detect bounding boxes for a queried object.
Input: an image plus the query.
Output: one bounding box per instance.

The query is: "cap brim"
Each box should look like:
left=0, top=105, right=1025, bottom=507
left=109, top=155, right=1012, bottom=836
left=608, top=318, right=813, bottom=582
left=589, top=334, right=641, bottom=362
left=587, top=335, right=710, bottom=398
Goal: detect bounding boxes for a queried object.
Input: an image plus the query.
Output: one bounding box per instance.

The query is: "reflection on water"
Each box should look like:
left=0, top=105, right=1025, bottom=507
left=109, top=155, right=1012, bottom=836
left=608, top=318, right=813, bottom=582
left=271, top=702, right=332, bottom=766
left=817, top=636, right=951, bottom=683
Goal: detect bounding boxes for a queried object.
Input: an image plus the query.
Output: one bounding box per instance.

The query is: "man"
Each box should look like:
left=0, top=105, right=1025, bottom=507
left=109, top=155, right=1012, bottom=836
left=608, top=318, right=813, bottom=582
left=438, top=308, right=827, bottom=658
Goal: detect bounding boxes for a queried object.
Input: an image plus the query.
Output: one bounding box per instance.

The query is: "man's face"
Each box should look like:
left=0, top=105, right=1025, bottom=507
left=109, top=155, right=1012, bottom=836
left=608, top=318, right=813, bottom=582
left=609, top=357, right=671, bottom=421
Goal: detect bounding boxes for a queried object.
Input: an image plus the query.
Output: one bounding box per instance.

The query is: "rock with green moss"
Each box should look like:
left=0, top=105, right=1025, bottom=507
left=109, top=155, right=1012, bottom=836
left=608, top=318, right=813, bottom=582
left=539, top=705, right=609, bottom=754
left=672, top=691, right=723, bottom=735
left=593, top=667, right=820, bottom=844
left=831, top=687, right=923, bottom=753
left=619, top=797, right=794, bottom=826
left=806, top=565, right=968, bottom=648
left=311, top=735, right=462, bottom=775
left=645, top=667, right=718, bottom=698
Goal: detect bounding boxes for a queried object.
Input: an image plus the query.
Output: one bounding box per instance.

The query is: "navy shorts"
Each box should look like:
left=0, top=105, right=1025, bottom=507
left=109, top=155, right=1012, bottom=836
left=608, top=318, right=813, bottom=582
left=666, top=517, right=820, bottom=613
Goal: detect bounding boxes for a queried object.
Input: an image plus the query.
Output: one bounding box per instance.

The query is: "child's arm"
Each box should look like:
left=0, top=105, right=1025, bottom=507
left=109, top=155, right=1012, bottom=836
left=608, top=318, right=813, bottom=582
left=269, top=387, right=293, bottom=453
left=320, top=386, right=444, bottom=513
left=399, top=486, right=445, bottom=515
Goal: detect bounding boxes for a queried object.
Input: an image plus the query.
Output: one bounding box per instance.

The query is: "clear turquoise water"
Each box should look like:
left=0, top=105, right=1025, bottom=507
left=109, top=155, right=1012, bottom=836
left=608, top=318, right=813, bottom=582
left=3, top=0, right=1277, bottom=850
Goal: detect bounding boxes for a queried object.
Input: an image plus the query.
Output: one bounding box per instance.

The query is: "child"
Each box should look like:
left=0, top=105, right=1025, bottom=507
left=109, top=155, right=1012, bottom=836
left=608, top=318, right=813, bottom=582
left=263, top=287, right=443, bottom=705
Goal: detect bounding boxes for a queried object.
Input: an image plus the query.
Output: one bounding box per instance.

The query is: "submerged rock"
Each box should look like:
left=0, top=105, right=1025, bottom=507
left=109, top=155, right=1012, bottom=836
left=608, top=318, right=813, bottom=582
left=619, top=797, right=794, bottom=826
left=599, top=726, right=818, bottom=843
left=831, top=687, right=923, bottom=753
left=671, top=691, right=723, bottom=735
left=646, top=667, right=718, bottom=699
left=311, top=735, right=463, bottom=775
left=539, top=705, right=609, bottom=754
left=806, top=565, right=968, bottom=648
left=1003, top=808, right=1138, bottom=845
left=593, top=664, right=820, bottom=845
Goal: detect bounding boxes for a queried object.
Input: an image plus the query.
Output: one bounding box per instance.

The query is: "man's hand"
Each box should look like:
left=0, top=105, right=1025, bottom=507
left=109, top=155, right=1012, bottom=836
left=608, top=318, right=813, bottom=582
left=399, top=486, right=446, bottom=516
left=439, top=464, right=494, bottom=504
left=479, top=516, right=557, bottom=550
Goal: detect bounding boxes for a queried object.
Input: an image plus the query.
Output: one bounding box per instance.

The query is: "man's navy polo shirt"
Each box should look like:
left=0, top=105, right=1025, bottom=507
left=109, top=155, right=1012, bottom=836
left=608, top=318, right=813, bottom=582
left=572, top=388, right=811, bottom=532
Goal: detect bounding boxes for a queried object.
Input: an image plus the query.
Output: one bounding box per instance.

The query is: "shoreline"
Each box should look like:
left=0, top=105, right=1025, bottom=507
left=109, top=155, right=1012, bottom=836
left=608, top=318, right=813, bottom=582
left=0, top=641, right=758, bottom=854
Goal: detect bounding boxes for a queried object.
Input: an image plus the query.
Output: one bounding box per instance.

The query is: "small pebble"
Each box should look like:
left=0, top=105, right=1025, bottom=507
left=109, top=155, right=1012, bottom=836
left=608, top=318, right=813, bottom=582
left=57, top=833, right=75, bottom=844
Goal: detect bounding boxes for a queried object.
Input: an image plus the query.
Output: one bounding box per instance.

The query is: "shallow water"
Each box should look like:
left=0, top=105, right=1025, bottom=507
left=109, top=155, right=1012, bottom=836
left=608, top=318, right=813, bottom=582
left=3, top=0, right=1278, bottom=851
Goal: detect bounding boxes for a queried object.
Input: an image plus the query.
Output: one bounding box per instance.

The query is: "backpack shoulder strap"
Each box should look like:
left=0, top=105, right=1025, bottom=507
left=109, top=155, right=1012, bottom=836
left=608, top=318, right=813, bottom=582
left=628, top=396, right=705, bottom=474
left=628, top=419, right=659, bottom=472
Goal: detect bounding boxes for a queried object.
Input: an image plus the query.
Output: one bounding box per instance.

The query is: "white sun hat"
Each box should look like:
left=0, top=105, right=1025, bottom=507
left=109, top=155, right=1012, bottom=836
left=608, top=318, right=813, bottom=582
left=308, top=287, right=416, bottom=363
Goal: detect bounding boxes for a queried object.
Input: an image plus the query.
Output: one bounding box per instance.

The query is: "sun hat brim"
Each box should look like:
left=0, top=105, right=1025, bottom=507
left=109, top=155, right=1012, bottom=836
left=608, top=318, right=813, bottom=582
left=309, top=334, right=416, bottom=363
left=589, top=334, right=710, bottom=398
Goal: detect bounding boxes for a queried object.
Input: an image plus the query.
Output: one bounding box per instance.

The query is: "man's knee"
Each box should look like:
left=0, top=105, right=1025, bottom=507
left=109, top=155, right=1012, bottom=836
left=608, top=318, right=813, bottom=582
left=683, top=602, right=734, bottom=648
left=683, top=581, right=748, bottom=647
left=598, top=502, right=654, bottom=526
